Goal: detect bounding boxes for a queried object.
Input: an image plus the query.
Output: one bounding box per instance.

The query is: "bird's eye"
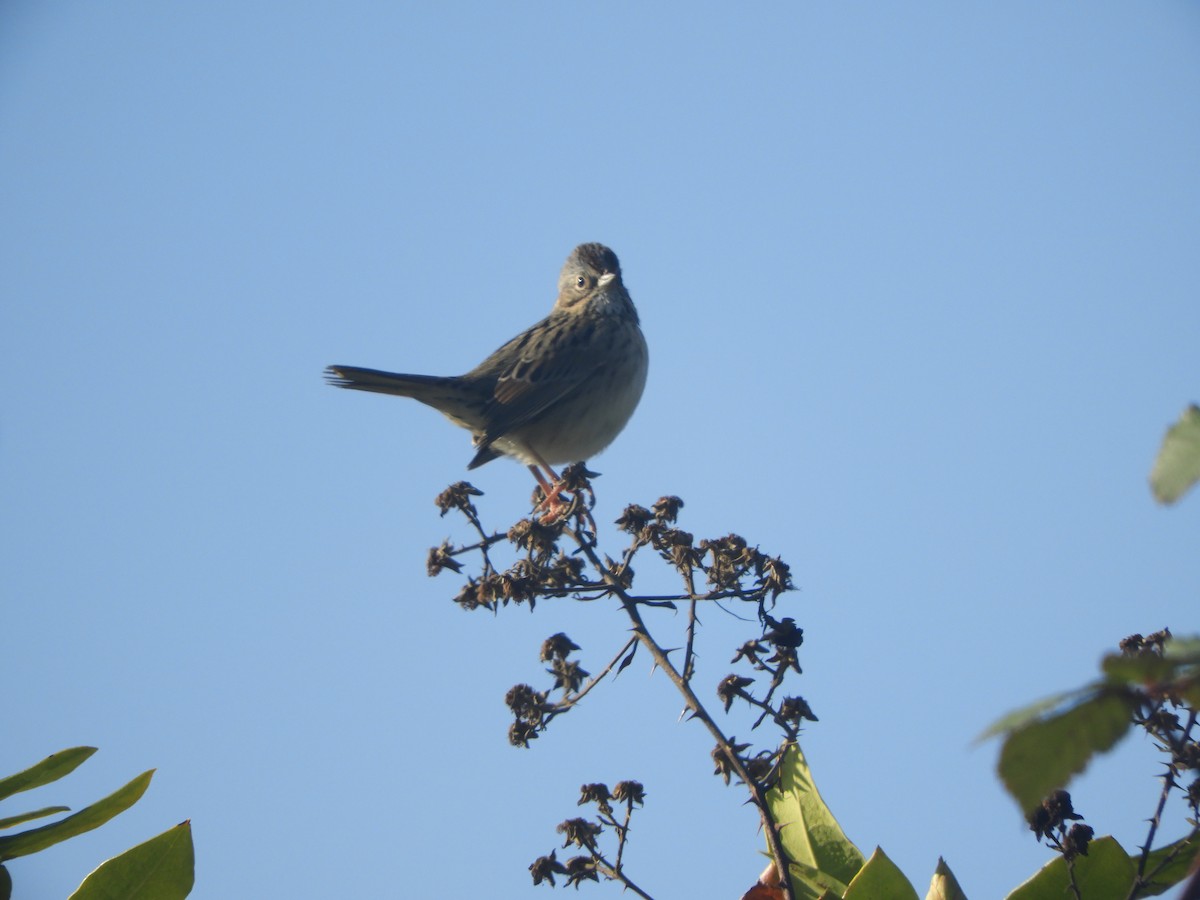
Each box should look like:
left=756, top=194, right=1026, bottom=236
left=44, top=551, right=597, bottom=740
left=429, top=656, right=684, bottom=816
left=575, top=274, right=587, bottom=289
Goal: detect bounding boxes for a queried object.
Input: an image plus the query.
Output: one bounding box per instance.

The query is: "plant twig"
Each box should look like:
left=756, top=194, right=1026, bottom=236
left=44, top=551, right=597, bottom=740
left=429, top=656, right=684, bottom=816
left=561, top=521, right=797, bottom=900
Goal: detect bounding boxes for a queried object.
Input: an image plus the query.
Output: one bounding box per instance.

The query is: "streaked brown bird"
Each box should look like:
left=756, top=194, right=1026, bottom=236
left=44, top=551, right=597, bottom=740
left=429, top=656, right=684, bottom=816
left=325, top=242, right=648, bottom=507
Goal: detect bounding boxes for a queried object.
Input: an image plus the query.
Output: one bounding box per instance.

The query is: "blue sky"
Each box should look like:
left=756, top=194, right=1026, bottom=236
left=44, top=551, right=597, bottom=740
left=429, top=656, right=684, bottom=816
left=3, top=3, right=1199, bottom=898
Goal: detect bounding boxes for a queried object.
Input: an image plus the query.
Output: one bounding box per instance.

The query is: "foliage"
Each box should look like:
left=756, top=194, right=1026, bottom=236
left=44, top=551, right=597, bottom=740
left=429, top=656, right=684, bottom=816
left=1150, top=404, right=1200, bottom=504
left=0, top=748, right=193, bottom=900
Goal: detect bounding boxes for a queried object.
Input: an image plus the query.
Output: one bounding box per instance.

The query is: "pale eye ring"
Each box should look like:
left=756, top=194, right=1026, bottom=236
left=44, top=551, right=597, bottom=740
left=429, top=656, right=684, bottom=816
left=575, top=274, right=587, bottom=289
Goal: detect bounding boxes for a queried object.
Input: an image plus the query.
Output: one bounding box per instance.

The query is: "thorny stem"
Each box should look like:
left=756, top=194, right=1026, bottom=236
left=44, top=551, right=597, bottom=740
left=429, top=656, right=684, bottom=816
left=683, top=599, right=699, bottom=684
left=1043, top=830, right=1084, bottom=900
left=1066, top=855, right=1083, bottom=900
left=543, top=637, right=639, bottom=726
left=681, top=566, right=700, bottom=684
left=561, top=521, right=798, bottom=900
left=615, top=799, right=635, bottom=870
left=594, top=800, right=638, bottom=873
left=591, top=853, right=654, bottom=900
left=1131, top=708, right=1200, bottom=899
left=458, top=509, right=502, bottom=576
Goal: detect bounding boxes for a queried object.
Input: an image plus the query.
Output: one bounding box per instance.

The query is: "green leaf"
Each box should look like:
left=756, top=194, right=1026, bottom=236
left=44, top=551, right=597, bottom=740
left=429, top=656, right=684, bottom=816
left=1138, top=833, right=1200, bottom=896
left=785, top=860, right=852, bottom=899
left=1005, top=835, right=1134, bottom=900
left=0, top=771, right=153, bottom=862
left=0, top=807, right=70, bottom=830
left=843, top=847, right=920, bottom=900
left=975, top=688, right=1088, bottom=743
left=68, top=821, right=193, bottom=900
left=1164, top=636, right=1200, bottom=662
left=0, top=864, right=10, bottom=900
left=0, top=749, right=97, bottom=803
left=766, top=745, right=865, bottom=896
left=1101, top=638, right=1200, bottom=710
left=1101, top=638, right=1200, bottom=684
left=1101, top=651, right=1178, bottom=686
left=996, top=688, right=1133, bottom=813
left=1150, top=404, right=1200, bottom=504
left=925, top=857, right=968, bottom=900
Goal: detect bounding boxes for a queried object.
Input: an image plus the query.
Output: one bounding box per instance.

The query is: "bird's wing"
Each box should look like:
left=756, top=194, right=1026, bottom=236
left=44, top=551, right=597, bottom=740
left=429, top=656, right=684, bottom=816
left=473, top=315, right=601, bottom=445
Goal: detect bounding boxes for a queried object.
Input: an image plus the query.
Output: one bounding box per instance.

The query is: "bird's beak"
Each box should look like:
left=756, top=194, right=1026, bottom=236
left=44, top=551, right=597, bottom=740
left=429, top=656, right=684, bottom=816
left=598, top=272, right=616, bottom=288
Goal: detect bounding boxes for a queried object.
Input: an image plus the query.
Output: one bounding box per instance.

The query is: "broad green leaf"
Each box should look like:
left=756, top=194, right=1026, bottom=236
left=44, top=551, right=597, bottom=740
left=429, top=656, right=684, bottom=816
left=1150, top=404, right=1200, bottom=504
left=1006, top=835, right=1134, bottom=900
left=0, top=807, right=70, bottom=830
left=0, top=864, right=9, bottom=900
left=925, top=857, right=968, bottom=900
left=0, top=749, right=96, bottom=803
left=0, top=771, right=153, bottom=862
left=1101, top=651, right=1178, bottom=685
left=975, top=688, right=1088, bottom=743
left=1101, top=639, right=1200, bottom=684
left=784, top=859, right=852, bottom=899
left=767, top=745, right=865, bottom=896
left=1164, top=636, right=1200, bottom=662
left=844, top=847, right=919, bottom=900
left=68, top=821, right=193, bottom=900
left=997, top=689, right=1133, bottom=813
left=1138, top=834, right=1200, bottom=896
left=1096, top=639, right=1200, bottom=728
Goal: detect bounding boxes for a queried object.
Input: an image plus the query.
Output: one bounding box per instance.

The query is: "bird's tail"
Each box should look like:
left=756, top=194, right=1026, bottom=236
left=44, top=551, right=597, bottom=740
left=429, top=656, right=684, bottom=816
left=324, top=365, right=452, bottom=398
left=324, top=365, right=488, bottom=433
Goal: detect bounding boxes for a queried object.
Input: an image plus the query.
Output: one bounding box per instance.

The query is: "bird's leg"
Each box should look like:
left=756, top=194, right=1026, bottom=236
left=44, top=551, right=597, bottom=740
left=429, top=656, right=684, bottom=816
left=527, top=458, right=569, bottom=521
left=527, top=463, right=558, bottom=496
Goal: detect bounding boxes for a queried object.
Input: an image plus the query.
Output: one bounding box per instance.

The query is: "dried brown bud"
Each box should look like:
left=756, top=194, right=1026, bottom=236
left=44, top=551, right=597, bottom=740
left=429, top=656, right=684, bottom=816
left=508, top=518, right=562, bottom=560
left=453, top=578, right=491, bottom=612
left=1063, top=823, right=1095, bottom=859
left=1176, top=741, right=1200, bottom=771
left=506, top=684, right=549, bottom=720
left=558, top=462, right=600, bottom=493
left=557, top=817, right=602, bottom=850
left=759, top=555, right=792, bottom=600
left=509, top=719, right=540, bottom=748
left=652, top=495, right=684, bottom=523
left=717, top=674, right=755, bottom=713
left=541, top=633, right=581, bottom=662
left=612, top=781, right=645, bottom=806
left=1145, top=628, right=1172, bottom=649
left=529, top=849, right=568, bottom=886
left=615, top=504, right=654, bottom=534
left=1186, top=777, right=1200, bottom=809
left=779, top=696, right=818, bottom=724
left=1029, top=789, right=1083, bottom=841
left=743, top=753, right=774, bottom=785
left=732, top=639, right=768, bottom=666
left=434, top=481, right=483, bottom=516
left=712, top=740, right=751, bottom=785
left=543, top=554, right=586, bottom=591
left=549, top=657, right=589, bottom=693
left=578, top=783, right=612, bottom=814
left=764, top=617, right=803, bottom=649
left=700, top=533, right=761, bottom=590
left=426, top=540, right=463, bottom=576
left=1119, top=633, right=1145, bottom=654
left=563, top=855, right=599, bottom=887
left=605, top=555, right=635, bottom=590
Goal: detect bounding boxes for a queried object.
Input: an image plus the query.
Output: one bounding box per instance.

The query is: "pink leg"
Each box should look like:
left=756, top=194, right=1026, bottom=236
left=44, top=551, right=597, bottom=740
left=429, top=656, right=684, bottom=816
left=527, top=455, right=568, bottom=520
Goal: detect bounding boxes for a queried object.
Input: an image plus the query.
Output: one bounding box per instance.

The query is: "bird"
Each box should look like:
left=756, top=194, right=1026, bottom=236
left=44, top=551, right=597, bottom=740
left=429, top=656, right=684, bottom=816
left=325, top=242, right=648, bottom=510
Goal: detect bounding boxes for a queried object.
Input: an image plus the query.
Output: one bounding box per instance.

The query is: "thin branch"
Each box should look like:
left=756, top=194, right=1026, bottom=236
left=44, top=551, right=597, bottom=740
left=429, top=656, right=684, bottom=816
left=543, top=636, right=640, bottom=727
left=562, top=521, right=798, bottom=900
left=1131, top=708, right=1199, bottom=899
left=591, top=853, right=654, bottom=900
